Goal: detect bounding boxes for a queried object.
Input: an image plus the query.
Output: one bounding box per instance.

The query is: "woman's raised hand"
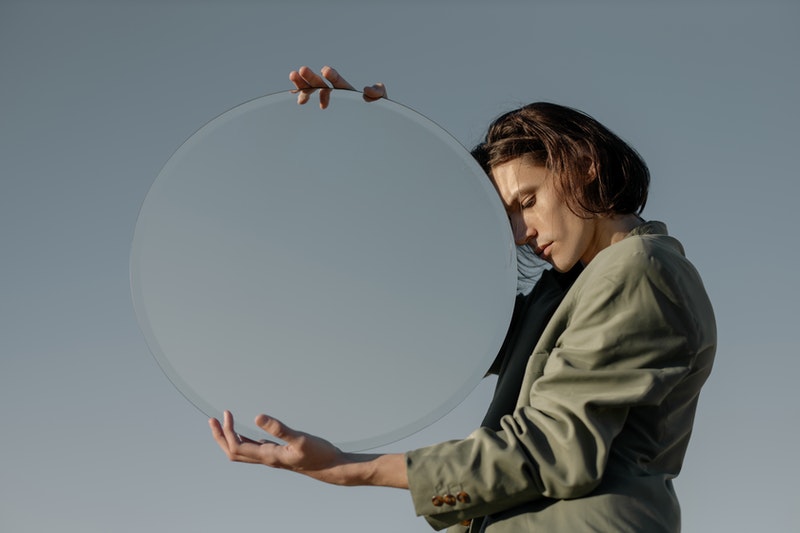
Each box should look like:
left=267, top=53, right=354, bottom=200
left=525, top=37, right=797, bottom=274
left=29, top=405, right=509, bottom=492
left=289, top=65, right=387, bottom=109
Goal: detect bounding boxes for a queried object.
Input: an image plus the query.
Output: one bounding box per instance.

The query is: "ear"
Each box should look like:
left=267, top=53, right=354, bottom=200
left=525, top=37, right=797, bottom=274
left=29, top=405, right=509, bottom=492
left=577, top=151, right=597, bottom=183
left=586, top=161, right=598, bottom=182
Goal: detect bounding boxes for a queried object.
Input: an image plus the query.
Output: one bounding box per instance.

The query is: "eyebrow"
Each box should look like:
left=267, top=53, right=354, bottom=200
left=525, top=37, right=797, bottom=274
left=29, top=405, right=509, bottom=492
left=513, top=183, right=538, bottom=206
left=498, top=191, right=518, bottom=212
left=517, top=181, right=539, bottom=196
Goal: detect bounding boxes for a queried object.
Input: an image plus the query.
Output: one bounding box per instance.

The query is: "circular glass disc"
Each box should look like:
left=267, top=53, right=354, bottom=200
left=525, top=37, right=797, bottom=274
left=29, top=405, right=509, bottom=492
left=131, top=90, right=516, bottom=451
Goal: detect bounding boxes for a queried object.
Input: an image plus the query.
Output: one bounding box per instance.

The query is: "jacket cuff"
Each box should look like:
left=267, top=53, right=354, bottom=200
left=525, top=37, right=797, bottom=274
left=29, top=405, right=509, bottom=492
left=405, top=441, right=482, bottom=530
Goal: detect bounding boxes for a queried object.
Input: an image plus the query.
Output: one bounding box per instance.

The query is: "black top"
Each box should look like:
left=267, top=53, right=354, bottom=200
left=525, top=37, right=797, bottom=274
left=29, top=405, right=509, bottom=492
left=481, top=265, right=582, bottom=431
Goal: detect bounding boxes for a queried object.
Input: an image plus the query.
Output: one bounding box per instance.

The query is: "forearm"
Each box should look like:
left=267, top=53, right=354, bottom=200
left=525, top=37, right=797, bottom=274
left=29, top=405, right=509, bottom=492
left=325, top=452, right=408, bottom=489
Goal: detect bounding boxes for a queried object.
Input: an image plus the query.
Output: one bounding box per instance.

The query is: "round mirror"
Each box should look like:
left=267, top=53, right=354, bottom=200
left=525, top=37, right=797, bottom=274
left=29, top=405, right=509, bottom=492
left=131, top=90, right=516, bottom=451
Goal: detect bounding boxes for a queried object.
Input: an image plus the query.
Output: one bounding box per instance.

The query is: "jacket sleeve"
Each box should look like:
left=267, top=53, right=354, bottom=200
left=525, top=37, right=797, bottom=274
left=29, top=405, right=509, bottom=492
left=406, top=248, right=708, bottom=530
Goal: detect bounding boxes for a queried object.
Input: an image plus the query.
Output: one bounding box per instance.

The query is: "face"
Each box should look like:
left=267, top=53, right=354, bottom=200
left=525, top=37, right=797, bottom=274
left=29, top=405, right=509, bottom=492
left=490, top=158, right=599, bottom=272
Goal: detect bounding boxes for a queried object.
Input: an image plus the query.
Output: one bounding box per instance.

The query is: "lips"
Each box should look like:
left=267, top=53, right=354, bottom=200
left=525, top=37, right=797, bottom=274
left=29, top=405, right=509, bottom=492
left=533, top=242, right=552, bottom=258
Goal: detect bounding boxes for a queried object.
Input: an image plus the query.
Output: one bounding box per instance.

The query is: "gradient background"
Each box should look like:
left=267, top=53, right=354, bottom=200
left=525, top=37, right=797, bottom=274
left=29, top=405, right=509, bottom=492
left=2, top=1, right=798, bottom=532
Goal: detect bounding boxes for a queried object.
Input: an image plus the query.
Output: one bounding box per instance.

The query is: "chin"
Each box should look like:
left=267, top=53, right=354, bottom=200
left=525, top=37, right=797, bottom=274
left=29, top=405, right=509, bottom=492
left=548, top=257, right=577, bottom=273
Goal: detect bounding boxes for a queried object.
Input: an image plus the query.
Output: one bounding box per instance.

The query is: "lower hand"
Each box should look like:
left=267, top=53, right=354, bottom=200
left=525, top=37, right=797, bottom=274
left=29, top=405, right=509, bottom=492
left=210, top=410, right=409, bottom=488
left=209, top=410, right=347, bottom=483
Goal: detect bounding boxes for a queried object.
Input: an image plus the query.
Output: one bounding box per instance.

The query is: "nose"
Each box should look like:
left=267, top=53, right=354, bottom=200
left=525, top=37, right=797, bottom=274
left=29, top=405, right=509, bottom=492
left=509, top=211, right=534, bottom=246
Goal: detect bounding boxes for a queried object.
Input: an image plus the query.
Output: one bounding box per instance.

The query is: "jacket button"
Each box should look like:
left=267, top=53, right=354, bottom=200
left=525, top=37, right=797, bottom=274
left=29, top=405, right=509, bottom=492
left=431, top=495, right=444, bottom=507
left=456, top=491, right=471, bottom=503
left=444, top=494, right=456, bottom=506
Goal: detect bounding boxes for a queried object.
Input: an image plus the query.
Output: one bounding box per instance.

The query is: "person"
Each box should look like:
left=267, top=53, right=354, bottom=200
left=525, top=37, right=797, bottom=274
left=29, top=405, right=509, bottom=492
left=209, top=66, right=717, bottom=532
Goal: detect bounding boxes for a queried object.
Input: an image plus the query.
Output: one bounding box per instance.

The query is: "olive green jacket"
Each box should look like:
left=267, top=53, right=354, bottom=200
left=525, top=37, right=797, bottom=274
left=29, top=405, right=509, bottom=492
left=405, top=222, right=716, bottom=532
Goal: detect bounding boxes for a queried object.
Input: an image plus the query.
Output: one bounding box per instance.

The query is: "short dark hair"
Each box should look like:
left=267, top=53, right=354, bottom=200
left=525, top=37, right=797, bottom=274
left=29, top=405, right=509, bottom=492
left=471, top=102, right=649, bottom=217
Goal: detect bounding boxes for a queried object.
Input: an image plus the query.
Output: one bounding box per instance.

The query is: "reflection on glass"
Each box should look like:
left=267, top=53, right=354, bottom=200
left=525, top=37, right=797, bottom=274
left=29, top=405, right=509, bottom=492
left=131, top=90, right=516, bottom=451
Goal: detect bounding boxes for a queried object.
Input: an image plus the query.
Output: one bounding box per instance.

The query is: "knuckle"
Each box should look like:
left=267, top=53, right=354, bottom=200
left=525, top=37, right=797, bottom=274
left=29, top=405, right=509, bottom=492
left=266, top=420, right=286, bottom=438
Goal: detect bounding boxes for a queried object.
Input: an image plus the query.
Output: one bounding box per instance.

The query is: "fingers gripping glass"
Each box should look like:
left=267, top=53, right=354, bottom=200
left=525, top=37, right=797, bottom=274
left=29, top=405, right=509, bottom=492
left=130, top=89, right=517, bottom=451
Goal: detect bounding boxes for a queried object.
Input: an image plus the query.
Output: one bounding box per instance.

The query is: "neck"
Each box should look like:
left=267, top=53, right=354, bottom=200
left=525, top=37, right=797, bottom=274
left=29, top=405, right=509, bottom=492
left=582, top=214, right=645, bottom=265
left=608, top=213, right=645, bottom=244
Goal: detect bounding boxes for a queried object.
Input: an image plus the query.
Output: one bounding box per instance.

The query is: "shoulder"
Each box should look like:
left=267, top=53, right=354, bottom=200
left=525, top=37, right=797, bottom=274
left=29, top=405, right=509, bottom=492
left=566, top=221, right=715, bottom=343
left=564, top=221, right=713, bottom=325
left=579, top=222, right=695, bottom=289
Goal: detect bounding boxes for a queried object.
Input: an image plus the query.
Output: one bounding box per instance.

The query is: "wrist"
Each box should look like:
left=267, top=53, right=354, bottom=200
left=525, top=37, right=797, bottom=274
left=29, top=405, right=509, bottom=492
left=331, top=453, right=408, bottom=489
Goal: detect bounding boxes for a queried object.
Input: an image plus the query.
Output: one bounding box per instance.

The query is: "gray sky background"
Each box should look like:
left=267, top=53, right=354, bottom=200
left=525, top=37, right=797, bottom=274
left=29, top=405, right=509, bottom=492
left=1, top=1, right=798, bottom=532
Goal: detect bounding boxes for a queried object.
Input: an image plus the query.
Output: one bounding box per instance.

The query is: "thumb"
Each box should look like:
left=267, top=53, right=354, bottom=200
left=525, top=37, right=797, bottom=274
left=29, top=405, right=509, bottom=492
left=363, top=82, right=387, bottom=102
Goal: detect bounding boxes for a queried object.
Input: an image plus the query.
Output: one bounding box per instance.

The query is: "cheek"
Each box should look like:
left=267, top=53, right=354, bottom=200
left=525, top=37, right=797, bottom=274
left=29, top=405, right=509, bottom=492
left=555, top=214, right=591, bottom=256
left=540, top=208, right=564, bottom=238
left=568, top=218, right=595, bottom=253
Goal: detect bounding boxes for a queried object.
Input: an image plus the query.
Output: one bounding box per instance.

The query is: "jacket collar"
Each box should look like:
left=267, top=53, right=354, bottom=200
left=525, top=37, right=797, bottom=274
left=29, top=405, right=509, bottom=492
left=628, top=220, right=668, bottom=237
